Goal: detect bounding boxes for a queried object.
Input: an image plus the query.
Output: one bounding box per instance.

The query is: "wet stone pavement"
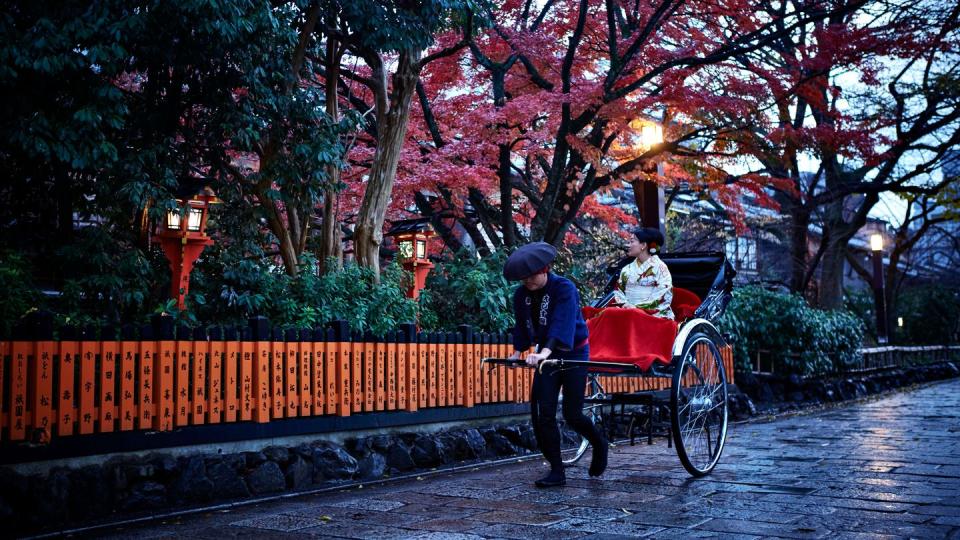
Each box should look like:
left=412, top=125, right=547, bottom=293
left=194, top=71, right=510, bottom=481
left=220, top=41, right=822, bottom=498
left=100, top=379, right=960, bottom=539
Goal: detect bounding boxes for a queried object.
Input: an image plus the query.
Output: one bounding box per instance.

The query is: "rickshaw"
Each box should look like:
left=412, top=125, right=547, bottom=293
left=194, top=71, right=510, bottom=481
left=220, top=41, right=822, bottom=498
left=483, top=252, right=735, bottom=477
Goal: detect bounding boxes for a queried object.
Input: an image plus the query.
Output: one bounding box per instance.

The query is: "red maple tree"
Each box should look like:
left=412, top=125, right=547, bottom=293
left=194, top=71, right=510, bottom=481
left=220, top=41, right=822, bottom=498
left=331, top=0, right=866, bottom=259
left=721, top=0, right=960, bottom=306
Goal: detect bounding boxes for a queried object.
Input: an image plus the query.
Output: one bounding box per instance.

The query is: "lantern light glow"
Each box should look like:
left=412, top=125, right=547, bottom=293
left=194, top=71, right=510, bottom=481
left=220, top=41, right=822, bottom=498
left=166, top=210, right=181, bottom=230
left=870, top=233, right=884, bottom=252
left=398, top=239, right=414, bottom=260
left=627, top=118, right=664, bottom=150
left=640, top=123, right=663, bottom=149
left=187, top=207, right=203, bottom=232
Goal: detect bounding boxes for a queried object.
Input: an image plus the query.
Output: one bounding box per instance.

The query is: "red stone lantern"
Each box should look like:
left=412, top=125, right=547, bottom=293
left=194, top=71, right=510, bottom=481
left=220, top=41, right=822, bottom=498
left=385, top=218, right=436, bottom=300
left=154, top=186, right=218, bottom=310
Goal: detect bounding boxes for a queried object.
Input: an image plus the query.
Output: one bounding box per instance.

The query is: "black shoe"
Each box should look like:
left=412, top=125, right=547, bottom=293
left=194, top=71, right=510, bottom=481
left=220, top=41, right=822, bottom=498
left=589, top=440, right=608, bottom=477
left=534, top=470, right=566, bottom=488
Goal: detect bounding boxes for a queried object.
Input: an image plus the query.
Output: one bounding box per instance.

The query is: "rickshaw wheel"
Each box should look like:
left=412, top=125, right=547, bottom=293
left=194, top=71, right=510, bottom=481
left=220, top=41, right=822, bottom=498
left=562, top=377, right=606, bottom=466
left=670, top=330, right=728, bottom=477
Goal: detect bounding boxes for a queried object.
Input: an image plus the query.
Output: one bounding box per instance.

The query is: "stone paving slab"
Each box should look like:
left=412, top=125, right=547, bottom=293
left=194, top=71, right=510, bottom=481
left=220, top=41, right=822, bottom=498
left=97, top=379, right=960, bottom=539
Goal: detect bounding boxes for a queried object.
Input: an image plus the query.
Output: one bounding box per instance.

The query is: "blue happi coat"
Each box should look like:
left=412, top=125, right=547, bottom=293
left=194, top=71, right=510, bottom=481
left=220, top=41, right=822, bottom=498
left=512, top=273, right=589, bottom=357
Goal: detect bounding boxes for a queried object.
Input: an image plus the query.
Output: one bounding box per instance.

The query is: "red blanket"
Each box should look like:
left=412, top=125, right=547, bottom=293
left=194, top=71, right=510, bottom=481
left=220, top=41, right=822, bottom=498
left=672, top=287, right=701, bottom=321
left=582, top=307, right=679, bottom=371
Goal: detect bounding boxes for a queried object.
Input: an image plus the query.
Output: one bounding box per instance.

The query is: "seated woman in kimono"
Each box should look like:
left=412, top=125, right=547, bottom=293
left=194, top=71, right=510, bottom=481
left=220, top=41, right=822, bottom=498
left=611, top=227, right=675, bottom=320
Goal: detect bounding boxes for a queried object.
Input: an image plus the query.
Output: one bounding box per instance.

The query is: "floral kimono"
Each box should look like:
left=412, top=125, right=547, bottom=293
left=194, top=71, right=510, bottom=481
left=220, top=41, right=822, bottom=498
left=612, top=255, right=675, bottom=319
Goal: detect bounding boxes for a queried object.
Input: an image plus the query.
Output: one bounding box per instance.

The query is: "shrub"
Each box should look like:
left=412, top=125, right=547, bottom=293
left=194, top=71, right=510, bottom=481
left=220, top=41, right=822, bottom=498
left=844, top=288, right=878, bottom=343
left=891, top=285, right=960, bottom=345
left=419, top=250, right=515, bottom=333
left=846, top=285, right=960, bottom=345
left=54, top=227, right=165, bottom=327
left=189, top=252, right=418, bottom=335
left=0, top=251, right=41, bottom=337
left=717, top=285, right=864, bottom=376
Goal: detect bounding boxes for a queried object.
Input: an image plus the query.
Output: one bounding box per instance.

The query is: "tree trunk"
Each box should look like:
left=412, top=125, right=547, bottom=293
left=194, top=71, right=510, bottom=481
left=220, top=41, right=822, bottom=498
left=816, top=162, right=852, bottom=309
left=353, top=49, right=422, bottom=281
left=787, top=203, right=811, bottom=293
left=287, top=204, right=304, bottom=254
left=318, top=37, right=343, bottom=274
left=817, top=236, right=847, bottom=309
left=460, top=217, right=492, bottom=258
left=319, top=188, right=342, bottom=272
left=541, top=163, right=591, bottom=247
left=498, top=143, right=515, bottom=247
left=255, top=186, right=300, bottom=277
left=414, top=191, right=466, bottom=255
left=491, top=64, right=516, bottom=249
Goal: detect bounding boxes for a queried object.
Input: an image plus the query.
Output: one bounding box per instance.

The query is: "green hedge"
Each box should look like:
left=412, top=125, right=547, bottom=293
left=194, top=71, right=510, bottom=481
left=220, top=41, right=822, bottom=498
left=0, top=247, right=419, bottom=337
left=188, top=253, right=419, bottom=335
left=847, top=285, right=960, bottom=345
left=717, top=285, right=864, bottom=376
left=419, top=250, right=515, bottom=333
left=895, top=285, right=960, bottom=344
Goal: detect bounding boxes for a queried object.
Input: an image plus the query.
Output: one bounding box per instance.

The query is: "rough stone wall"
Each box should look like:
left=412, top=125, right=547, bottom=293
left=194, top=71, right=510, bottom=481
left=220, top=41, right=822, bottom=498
left=0, top=422, right=574, bottom=535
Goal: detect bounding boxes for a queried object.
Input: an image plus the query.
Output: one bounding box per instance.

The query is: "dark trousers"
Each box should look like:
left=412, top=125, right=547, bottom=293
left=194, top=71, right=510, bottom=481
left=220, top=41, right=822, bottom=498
left=530, top=355, right=605, bottom=472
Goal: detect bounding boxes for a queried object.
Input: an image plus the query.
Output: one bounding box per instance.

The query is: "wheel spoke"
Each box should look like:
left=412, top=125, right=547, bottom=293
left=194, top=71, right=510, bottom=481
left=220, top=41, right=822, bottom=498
left=673, top=333, right=729, bottom=475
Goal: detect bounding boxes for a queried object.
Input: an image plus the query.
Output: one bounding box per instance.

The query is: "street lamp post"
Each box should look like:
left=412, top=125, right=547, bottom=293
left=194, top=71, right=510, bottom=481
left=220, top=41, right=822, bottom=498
left=628, top=119, right=665, bottom=232
left=870, top=233, right=888, bottom=345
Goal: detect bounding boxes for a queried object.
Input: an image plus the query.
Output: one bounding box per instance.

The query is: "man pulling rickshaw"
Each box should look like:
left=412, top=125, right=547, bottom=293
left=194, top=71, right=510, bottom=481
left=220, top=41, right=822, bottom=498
left=488, top=234, right=735, bottom=480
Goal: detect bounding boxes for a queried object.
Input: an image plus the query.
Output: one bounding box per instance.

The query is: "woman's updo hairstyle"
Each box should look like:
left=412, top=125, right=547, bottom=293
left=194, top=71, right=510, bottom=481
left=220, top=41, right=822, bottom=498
left=633, top=227, right=665, bottom=255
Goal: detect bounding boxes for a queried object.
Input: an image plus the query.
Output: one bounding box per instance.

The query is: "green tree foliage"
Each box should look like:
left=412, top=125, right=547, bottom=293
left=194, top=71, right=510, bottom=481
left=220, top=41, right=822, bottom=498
left=55, top=227, right=166, bottom=325
left=419, top=250, right=514, bottom=333
left=0, top=1, right=351, bottom=259
left=0, top=1, right=356, bottom=328
left=0, top=252, right=40, bottom=337
left=848, top=286, right=960, bottom=345
left=333, top=0, right=481, bottom=52
left=896, top=286, right=960, bottom=344
left=189, top=252, right=417, bottom=335
left=718, top=286, right=864, bottom=376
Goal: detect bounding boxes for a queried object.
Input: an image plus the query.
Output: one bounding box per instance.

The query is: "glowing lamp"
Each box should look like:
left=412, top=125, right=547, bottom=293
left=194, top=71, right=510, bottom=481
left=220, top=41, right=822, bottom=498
left=166, top=210, right=182, bottom=230
left=187, top=205, right=204, bottom=232
left=153, top=185, right=219, bottom=310
left=629, top=119, right=664, bottom=149
left=385, top=218, right=436, bottom=300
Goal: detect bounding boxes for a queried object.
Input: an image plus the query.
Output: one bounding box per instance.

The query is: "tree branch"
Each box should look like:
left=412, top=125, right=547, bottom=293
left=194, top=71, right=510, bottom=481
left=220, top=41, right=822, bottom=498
left=416, top=81, right=445, bottom=148
left=418, top=12, right=473, bottom=67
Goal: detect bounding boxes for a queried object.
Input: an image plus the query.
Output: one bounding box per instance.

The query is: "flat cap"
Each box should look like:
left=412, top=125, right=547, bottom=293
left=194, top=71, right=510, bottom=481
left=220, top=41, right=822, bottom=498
left=503, top=242, right=558, bottom=281
left=633, top=227, right=665, bottom=247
